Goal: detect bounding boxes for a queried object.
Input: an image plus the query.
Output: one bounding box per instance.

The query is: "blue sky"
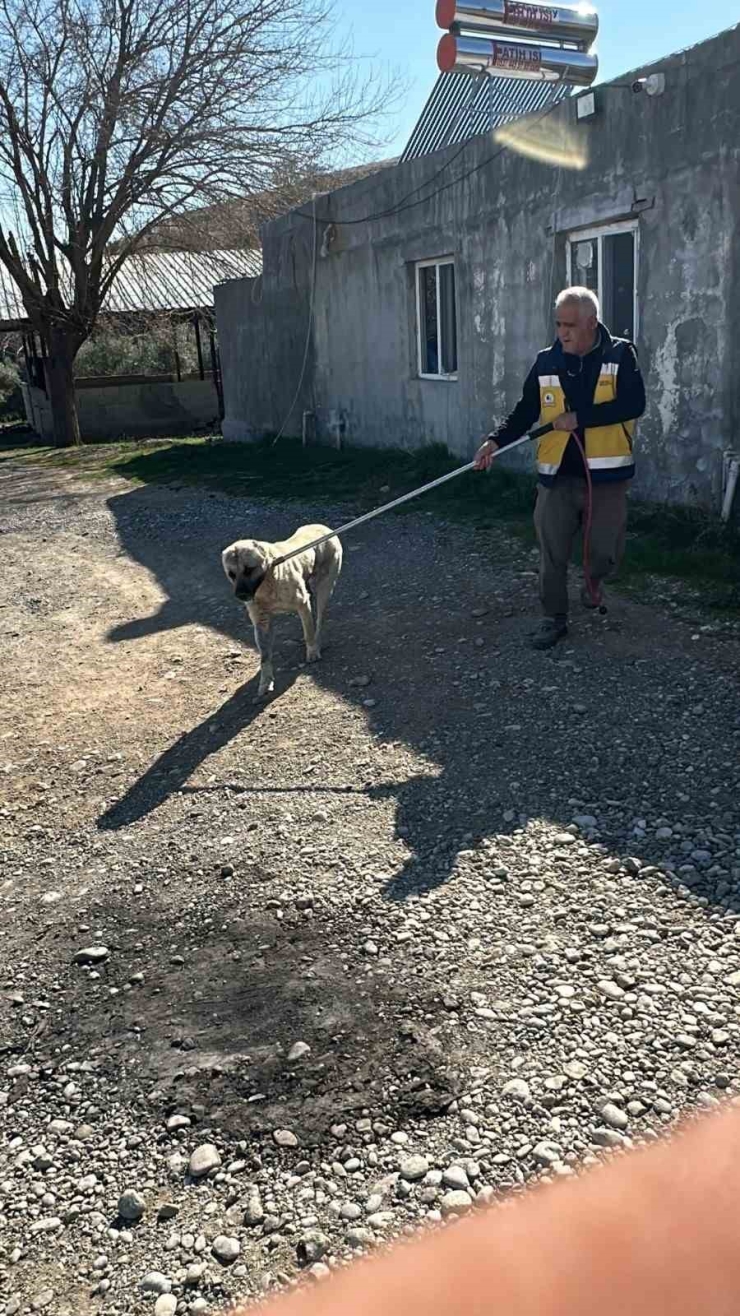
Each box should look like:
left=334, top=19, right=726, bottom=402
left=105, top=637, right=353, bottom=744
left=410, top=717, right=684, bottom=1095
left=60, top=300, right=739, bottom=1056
left=344, top=0, right=739, bottom=156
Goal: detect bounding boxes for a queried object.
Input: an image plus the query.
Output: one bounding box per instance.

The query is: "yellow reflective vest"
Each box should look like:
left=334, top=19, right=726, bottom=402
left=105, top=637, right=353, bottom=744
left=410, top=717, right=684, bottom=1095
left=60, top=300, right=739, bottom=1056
left=535, top=340, right=636, bottom=485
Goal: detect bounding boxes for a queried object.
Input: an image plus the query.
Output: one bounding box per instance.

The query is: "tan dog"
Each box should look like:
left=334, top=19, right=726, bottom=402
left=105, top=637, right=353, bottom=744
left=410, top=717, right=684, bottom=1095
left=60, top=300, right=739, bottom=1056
left=222, top=524, right=342, bottom=698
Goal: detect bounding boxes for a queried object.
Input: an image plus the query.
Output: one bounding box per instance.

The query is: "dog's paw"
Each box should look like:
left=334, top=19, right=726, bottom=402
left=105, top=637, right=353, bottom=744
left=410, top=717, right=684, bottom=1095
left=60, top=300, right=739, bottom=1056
left=255, top=681, right=275, bottom=702
left=306, top=646, right=321, bottom=663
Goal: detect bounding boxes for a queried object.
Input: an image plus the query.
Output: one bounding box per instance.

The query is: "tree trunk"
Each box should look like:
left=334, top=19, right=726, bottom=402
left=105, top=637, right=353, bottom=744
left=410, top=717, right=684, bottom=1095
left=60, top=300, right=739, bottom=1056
left=45, top=327, right=81, bottom=448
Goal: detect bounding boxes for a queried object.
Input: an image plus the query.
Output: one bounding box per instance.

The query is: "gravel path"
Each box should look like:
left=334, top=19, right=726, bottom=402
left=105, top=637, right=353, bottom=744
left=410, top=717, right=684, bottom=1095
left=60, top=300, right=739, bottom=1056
left=1, top=461, right=740, bottom=1315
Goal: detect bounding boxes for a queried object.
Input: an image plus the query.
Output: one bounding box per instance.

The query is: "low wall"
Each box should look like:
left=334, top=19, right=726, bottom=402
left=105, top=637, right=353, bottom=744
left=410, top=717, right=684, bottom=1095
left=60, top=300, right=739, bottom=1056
left=22, top=375, right=220, bottom=441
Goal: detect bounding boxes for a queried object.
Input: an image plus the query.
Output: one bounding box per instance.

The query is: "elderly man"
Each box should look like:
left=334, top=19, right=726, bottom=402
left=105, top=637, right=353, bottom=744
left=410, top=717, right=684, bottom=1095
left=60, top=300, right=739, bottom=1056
left=475, top=287, right=646, bottom=650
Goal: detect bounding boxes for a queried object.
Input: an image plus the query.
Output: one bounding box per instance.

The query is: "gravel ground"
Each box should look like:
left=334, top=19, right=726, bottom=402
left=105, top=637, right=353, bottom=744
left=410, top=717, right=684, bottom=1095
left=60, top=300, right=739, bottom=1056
left=1, top=460, right=740, bottom=1315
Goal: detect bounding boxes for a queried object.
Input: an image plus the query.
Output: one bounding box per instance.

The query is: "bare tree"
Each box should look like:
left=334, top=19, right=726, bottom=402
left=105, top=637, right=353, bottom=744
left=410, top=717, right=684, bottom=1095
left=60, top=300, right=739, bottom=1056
left=0, top=0, right=394, bottom=446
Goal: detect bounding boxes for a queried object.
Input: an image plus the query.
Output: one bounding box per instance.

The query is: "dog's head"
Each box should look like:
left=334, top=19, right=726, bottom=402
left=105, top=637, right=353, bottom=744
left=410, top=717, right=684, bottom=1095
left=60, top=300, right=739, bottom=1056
left=222, top=540, right=269, bottom=602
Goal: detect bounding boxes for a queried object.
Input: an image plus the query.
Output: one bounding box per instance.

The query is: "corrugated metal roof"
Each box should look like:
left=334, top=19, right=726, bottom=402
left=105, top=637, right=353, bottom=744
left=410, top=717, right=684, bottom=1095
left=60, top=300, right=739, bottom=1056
left=400, top=71, right=570, bottom=160
left=0, top=246, right=261, bottom=326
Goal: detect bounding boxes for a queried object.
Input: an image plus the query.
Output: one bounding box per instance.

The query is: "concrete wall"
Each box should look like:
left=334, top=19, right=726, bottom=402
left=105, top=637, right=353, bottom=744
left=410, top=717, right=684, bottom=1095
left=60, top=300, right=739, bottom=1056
left=22, top=375, right=220, bottom=441
left=215, top=26, right=740, bottom=511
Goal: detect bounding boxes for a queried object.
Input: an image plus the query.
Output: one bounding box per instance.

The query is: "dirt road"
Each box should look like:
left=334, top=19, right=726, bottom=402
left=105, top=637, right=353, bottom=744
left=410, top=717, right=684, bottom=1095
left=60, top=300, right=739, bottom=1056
left=1, top=461, right=739, bottom=1314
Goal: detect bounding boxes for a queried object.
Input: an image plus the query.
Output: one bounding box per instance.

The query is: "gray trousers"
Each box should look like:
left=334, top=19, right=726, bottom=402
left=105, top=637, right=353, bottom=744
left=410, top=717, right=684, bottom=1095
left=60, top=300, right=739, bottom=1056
left=533, top=476, right=628, bottom=618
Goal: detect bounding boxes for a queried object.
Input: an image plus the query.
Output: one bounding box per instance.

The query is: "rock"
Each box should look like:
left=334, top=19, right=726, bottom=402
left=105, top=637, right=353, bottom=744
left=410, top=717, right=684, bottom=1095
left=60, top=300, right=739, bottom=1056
left=591, top=1128, right=627, bottom=1150
left=442, top=1165, right=470, bottom=1191
left=441, top=1190, right=473, bottom=1215
left=598, top=980, right=625, bottom=1001
left=157, top=1203, right=179, bottom=1222
left=118, top=1188, right=146, bottom=1221
left=366, top=1212, right=395, bottom=1229
left=675, top=1033, right=697, bottom=1050
left=140, top=1273, right=172, bottom=1295
left=273, top=1128, right=299, bottom=1148
left=340, top=1202, right=362, bottom=1222
left=400, top=1155, right=429, bottom=1183
left=533, top=1141, right=561, bottom=1166
left=244, top=1191, right=265, bottom=1226
left=166, top=1114, right=191, bottom=1132
left=31, top=1294, right=55, bottom=1312
left=154, top=1298, right=178, bottom=1316
left=502, top=1078, right=531, bottom=1101
left=554, top=833, right=576, bottom=846
left=212, top=1235, right=241, bottom=1265
left=287, top=1042, right=311, bottom=1063
left=346, top=1227, right=375, bottom=1248
left=188, top=1144, right=222, bottom=1178
left=564, top=1060, right=588, bottom=1080
left=297, top=1230, right=330, bottom=1266
left=73, top=946, right=109, bottom=965
left=48, top=1119, right=73, bottom=1135
left=29, top=1217, right=62, bottom=1235
left=600, top=1103, right=629, bottom=1131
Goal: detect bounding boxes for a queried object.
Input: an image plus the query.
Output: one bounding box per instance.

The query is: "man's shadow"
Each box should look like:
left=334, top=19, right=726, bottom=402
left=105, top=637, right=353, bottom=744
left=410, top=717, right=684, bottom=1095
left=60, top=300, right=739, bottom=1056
left=367, top=772, right=508, bottom=902
left=99, top=479, right=740, bottom=915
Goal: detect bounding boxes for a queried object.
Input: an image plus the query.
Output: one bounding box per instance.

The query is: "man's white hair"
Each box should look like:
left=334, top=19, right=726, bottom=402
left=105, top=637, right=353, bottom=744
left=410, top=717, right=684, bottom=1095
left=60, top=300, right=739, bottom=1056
left=555, top=286, right=600, bottom=320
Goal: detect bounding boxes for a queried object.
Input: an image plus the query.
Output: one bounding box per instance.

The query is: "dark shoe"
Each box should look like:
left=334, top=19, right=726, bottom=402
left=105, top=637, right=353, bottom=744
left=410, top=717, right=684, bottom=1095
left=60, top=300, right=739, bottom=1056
left=530, top=616, right=568, bottom=650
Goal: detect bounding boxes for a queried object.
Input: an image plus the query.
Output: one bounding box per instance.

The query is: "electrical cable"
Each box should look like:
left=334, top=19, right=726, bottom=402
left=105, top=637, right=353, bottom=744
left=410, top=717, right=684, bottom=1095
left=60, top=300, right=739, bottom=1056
left=270, top=194, right=318, bottom=448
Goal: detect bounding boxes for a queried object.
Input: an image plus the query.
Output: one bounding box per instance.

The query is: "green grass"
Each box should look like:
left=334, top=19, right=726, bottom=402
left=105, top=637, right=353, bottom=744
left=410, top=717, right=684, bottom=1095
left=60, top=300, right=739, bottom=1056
left=3, top=432, right=739, bottom=615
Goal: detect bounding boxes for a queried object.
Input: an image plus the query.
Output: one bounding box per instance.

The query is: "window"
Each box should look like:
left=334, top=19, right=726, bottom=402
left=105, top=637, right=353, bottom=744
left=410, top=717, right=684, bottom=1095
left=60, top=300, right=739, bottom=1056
left=566, top=221, right=639, bottom=341
left=416, top=258, right=458, bottom=378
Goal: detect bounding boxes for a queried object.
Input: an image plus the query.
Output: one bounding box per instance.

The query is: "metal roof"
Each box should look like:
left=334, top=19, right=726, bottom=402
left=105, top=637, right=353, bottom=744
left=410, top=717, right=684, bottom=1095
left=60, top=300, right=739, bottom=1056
left=0, top=246, right=261, bottom=326
left=400, top=71, right=570, bottom=160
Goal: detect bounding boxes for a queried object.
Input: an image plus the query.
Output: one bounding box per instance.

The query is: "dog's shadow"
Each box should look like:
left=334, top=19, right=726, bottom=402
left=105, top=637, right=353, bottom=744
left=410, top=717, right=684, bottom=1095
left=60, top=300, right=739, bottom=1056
left=98, top=672, right=299, bottom=830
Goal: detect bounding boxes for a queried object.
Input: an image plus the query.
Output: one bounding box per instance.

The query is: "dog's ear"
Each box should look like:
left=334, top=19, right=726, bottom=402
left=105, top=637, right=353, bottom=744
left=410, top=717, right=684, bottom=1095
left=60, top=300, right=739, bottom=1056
left=222, top=545, right=238, bottom=580
left=249, top=542, right=268, bottom=570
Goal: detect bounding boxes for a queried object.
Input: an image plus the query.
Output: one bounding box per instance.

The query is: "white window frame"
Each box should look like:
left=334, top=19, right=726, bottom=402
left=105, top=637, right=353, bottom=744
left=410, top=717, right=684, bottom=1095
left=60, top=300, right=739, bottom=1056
left=415, top=256, right=458, bottom=381
left=565, top=220, right=640, bottom=340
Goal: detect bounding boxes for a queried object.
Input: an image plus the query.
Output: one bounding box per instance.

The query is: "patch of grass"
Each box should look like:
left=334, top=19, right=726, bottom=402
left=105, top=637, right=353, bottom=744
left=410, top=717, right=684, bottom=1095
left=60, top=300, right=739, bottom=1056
left=0, top=442, right=52, bottom=462
left=617, top=502, right=740, bottom=612
left=3, top=432, right=739, bottom=613
left=110, top=435, right=539, bottom=525
left=0, top=433, right=192, bottom=469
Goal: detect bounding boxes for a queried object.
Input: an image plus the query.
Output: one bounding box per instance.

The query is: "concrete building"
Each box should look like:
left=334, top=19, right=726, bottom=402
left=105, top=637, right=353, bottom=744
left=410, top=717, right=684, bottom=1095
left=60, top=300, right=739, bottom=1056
left=0, top=248, right=258, bottom=441
left=215, top=24, right=740, bottom=514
